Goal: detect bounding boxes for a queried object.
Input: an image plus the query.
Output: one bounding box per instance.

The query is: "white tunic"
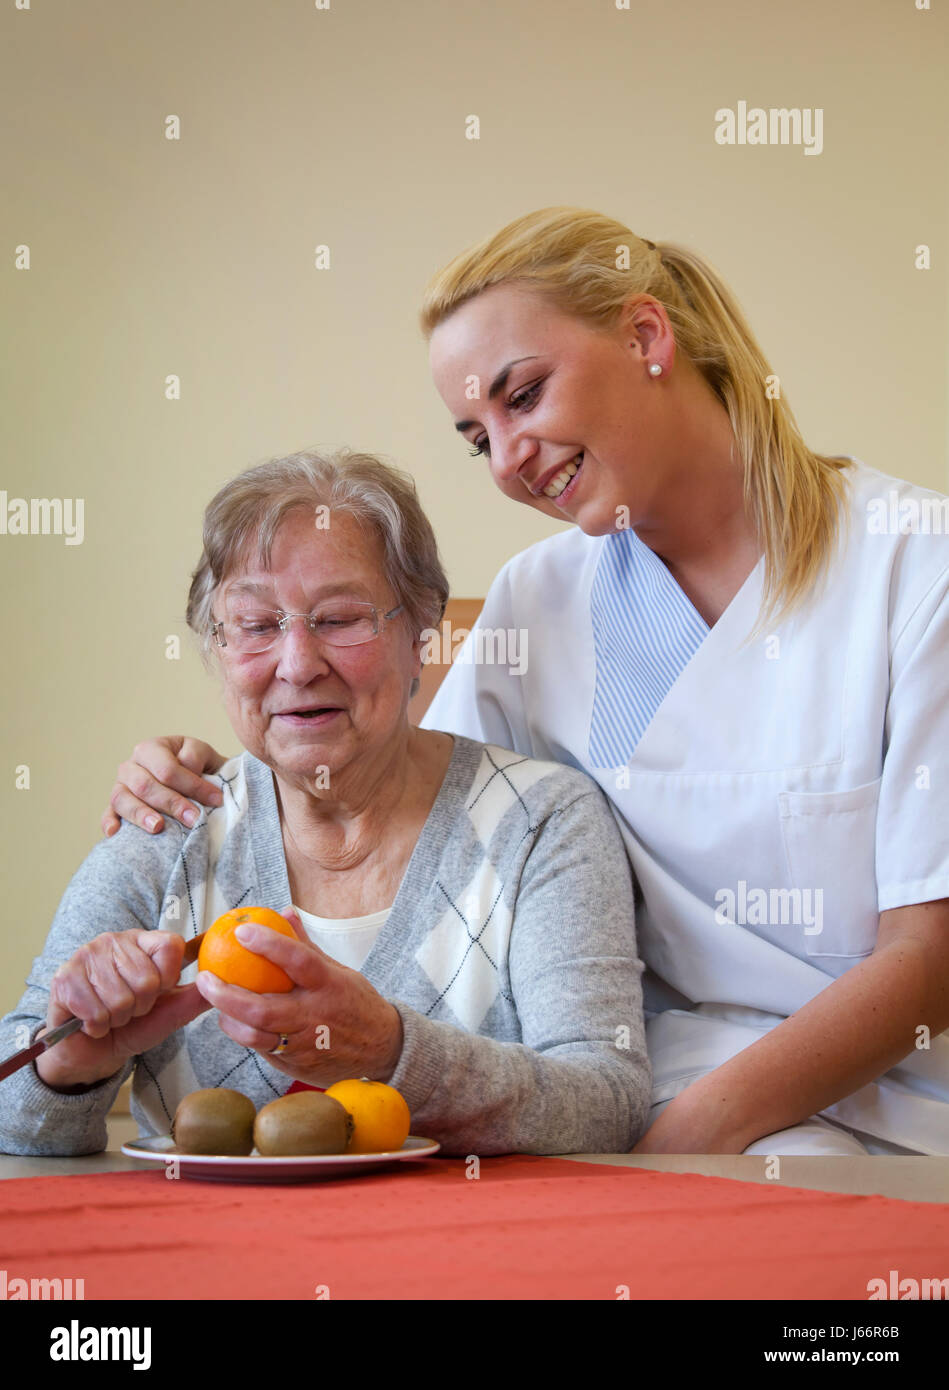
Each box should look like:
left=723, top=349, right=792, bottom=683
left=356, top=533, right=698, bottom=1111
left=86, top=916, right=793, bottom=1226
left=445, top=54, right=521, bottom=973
left=421, top=459, right=949, bottom=1154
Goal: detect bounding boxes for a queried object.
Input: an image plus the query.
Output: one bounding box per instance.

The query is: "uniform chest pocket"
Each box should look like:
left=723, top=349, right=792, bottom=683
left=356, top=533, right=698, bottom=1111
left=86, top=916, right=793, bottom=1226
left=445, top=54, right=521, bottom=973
left=778, top=778, right=882, bottom=959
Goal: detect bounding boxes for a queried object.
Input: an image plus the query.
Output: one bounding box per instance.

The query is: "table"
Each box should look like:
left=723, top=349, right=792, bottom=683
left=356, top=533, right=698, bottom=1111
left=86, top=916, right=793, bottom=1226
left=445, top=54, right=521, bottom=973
left=2, top=1115, right=948, bottom=1203
left=1, top=1115, right=948, bottom=1306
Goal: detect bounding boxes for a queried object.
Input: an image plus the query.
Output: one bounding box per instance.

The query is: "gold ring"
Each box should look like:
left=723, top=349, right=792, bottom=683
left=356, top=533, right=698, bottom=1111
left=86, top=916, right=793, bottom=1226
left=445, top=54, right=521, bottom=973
left=269, top=1033, right=290, bottom=1055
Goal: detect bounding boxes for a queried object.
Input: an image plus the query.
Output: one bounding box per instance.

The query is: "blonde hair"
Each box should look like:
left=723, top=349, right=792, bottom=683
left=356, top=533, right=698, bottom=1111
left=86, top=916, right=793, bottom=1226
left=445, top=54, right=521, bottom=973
left=187, top=448, right=449, bottom=697
left=419, top=206, right=852, bottom=631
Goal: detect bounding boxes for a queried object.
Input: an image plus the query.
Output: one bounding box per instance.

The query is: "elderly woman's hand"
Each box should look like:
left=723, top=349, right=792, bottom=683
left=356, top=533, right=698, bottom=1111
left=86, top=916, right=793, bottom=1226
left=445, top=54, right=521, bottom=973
left=35, top=931, right=214, bottom=1091
left=195, top=909, right=404, bottom=1085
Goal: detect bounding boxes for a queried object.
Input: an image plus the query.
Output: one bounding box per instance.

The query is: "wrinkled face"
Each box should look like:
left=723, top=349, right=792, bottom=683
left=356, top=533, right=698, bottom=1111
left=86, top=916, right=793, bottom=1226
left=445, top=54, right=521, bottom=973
left=429, top=282, right=673, bottom=535
left=211, top=509, right=418, bottom=790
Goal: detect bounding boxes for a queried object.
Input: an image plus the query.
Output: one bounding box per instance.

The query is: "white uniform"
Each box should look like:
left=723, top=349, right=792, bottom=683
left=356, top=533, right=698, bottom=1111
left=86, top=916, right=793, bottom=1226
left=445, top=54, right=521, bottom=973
left=421, top=460, right=949, bottom=1154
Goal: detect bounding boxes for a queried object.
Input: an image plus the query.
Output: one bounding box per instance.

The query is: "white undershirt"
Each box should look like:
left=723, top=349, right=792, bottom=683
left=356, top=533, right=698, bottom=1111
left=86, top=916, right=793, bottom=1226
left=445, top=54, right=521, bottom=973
left=292, top=902, right=391, bottom=971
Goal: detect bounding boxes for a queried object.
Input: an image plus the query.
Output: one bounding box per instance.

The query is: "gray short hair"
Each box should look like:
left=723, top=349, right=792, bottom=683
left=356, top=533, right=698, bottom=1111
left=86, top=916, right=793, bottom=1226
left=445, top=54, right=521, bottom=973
left=187, top=448, right=450, bottom=695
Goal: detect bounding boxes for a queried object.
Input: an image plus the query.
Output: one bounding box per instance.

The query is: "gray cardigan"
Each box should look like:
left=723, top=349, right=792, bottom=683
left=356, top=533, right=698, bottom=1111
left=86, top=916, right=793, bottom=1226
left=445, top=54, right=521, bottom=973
left=0, top=735, right=650, bottom=1156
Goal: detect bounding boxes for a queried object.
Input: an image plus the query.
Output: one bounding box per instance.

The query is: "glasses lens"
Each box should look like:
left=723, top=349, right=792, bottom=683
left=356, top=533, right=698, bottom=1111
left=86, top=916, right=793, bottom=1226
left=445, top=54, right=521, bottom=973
left=223, top=607, right=283, bottom=653
left=313, top=605, right=377, bottom=647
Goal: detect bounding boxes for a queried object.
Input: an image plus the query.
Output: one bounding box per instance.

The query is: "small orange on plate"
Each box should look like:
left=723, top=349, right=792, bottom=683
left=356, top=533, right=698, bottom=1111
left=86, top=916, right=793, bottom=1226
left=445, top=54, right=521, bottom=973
left=198, top=906, right=296, bottom=993
left=324, top=1078, right=411, bottom=1154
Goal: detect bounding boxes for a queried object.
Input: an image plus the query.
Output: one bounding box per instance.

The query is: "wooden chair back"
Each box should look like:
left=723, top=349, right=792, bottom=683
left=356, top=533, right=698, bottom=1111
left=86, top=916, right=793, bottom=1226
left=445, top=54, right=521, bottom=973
left=409, top=598, right=485, bottom=724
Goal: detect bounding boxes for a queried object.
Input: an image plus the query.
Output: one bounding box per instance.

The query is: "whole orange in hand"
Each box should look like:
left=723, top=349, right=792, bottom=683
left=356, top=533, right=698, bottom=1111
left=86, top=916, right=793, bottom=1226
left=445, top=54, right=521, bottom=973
left=198, top=906, right=296, bottom=993
left=325, top=1078, right=411, bottom=1154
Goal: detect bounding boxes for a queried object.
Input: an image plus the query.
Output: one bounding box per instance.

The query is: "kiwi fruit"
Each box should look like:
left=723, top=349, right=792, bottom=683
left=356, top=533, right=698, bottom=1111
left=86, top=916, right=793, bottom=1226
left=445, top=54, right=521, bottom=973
left=172, top=1087, right=257, bottom=1155
left=253, top=1091, right=354, bottom=1156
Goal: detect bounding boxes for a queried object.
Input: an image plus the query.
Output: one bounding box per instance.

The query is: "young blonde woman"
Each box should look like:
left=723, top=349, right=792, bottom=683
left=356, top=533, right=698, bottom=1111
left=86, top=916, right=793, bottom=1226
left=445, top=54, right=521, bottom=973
left=102, top=207, right=949, bottom=1156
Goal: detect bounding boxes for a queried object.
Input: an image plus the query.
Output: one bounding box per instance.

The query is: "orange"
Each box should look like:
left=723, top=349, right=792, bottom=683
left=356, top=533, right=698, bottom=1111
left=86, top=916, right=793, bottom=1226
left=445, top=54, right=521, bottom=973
left=198, top=906, right=296, bottom=993
left=324, top=1078, right=411, bottom=1154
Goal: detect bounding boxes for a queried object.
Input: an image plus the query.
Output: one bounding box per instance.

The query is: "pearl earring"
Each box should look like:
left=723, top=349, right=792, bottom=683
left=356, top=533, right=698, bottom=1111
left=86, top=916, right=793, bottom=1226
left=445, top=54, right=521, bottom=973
left=649, top=363, right=663, bottom=377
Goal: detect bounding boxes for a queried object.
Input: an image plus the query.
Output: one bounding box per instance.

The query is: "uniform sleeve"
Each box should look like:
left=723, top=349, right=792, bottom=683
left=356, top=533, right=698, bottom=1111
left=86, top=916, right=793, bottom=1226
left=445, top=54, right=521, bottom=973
left=876, top=561, right=949, bottom=911
left=419, top=559, right=534, bottom=756
left=385, top=785, right=651, bottom=1155
left=0, top=822, right=186, bottom=1156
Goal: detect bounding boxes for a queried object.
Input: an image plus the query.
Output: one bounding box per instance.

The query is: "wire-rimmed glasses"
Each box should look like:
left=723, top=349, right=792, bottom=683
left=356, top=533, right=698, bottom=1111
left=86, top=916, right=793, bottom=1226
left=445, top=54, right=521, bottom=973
left=210, top=600, right=404, bottom=655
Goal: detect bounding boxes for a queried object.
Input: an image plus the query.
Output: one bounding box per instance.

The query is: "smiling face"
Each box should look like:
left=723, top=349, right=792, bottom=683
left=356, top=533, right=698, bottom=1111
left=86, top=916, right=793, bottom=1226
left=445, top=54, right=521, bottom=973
left=428, top=282, right=679, bottom=536
left=211, top=509, right=418, bottom=792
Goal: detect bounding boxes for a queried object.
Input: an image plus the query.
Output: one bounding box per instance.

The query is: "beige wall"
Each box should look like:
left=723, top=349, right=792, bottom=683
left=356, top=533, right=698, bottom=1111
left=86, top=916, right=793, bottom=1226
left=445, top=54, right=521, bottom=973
left=1, top=0, right=946, bottom=1004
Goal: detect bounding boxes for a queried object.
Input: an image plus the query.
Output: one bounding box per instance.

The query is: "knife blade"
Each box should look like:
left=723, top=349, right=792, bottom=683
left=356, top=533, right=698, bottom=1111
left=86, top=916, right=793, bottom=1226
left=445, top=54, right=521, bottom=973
left=0, top=931, right=208, bottom=1085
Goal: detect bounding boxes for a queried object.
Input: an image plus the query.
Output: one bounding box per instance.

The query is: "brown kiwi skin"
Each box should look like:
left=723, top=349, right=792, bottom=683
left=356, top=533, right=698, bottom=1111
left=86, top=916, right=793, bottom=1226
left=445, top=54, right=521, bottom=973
left=253, top=1092, right=355, bottom=1156
left=172, top=1088, right=257, bottom=1155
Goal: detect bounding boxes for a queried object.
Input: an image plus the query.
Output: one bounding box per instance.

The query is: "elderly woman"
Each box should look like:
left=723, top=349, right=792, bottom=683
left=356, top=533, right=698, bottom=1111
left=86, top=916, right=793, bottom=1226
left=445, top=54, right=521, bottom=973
left=0, top=449, right=650, bottom=1157
left=103, top=207, right=949, bottom=1157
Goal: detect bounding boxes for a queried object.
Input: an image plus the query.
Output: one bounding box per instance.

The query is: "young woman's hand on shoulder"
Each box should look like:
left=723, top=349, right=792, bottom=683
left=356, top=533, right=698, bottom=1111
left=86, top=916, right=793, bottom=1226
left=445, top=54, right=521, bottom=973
left=101, top=735, right=227, bottom=837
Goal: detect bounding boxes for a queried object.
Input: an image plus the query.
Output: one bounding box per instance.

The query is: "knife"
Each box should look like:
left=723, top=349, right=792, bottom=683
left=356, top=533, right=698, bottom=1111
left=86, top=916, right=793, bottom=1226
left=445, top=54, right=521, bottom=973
left=0, top=931, right=208, bottom=1085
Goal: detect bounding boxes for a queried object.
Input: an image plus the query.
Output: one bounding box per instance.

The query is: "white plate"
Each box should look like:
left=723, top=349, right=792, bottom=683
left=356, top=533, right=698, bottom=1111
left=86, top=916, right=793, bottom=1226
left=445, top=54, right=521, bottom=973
left=122, top=1133, right=440, bottom=1182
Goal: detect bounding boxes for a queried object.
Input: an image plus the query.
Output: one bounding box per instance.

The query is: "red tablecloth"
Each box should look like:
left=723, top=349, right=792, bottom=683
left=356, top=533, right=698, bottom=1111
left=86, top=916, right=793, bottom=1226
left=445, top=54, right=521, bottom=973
left=1, top=1156, right=947, bottom=1300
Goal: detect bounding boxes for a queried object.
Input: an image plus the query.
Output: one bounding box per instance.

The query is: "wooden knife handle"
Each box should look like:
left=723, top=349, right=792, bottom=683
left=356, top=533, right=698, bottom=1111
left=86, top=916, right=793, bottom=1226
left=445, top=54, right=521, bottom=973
left=181, top=931, right=207, bottom=968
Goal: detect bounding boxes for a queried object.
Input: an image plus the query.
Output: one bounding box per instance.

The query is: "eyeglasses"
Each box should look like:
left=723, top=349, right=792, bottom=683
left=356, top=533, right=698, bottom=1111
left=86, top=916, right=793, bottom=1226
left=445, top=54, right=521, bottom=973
left=210, top=600, right=404, bottom=655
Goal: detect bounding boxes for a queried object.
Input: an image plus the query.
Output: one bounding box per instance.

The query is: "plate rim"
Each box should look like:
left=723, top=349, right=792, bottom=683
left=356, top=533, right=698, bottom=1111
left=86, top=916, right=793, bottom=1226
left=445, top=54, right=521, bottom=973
left=121, top=1133, right=440, bottom=1165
